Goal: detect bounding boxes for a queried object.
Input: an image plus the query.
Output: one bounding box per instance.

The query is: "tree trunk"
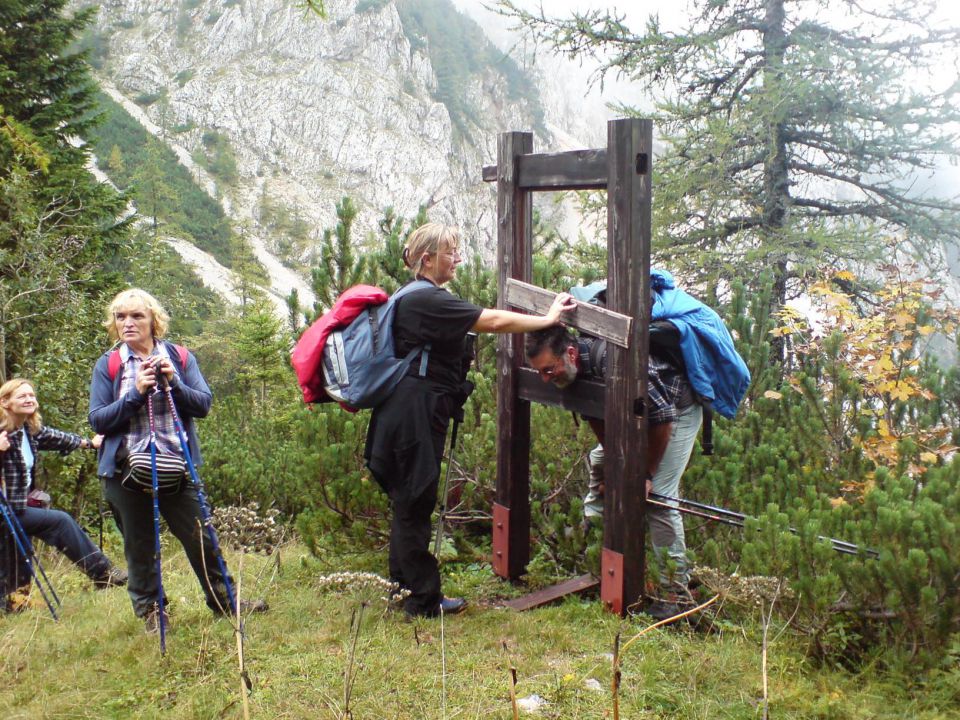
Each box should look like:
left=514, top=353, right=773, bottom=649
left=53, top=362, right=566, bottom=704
left=761, top=0, right=791, bottom=310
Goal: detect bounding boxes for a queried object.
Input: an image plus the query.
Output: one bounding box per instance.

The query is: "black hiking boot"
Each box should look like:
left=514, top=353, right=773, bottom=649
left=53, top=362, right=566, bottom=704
left=92, top=566, right=128, bottom=589
left=143, top=606, right=171, bottom=634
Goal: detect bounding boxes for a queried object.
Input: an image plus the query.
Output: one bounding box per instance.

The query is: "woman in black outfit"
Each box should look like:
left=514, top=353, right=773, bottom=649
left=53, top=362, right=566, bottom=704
left=364, top=223, right=575, bottom=618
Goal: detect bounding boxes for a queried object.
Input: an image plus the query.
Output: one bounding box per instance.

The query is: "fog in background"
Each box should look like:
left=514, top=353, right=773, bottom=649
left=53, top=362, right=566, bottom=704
left=453, top=0, right=959, bottom=185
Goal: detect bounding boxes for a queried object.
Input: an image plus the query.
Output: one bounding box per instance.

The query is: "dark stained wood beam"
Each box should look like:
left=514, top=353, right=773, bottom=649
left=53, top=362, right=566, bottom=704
left=601, top=118, right=652, bottom=616
left=494, top=131, right=534, bottom=580
left=505, top=278, right=633, bottom=348
left=502, top=574, right=599, bottom=611
left=517, top=368, right=605, bottom=419
left=482, top=149, right=608, bottom=190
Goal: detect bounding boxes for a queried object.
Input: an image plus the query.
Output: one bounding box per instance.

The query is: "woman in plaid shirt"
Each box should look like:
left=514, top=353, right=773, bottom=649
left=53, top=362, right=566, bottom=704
left=0, top=378, right=126, bottom=613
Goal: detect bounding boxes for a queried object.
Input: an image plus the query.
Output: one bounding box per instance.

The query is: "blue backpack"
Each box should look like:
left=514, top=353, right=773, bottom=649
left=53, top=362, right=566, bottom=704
left=319, top=280, right=434, bottom=410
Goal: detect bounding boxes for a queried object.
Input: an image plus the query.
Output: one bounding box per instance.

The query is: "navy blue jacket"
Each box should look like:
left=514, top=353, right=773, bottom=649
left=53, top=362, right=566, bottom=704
left=88, top=340, right=212, bottom=477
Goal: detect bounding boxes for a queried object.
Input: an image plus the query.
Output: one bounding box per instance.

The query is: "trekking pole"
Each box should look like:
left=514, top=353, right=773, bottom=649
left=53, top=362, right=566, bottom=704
left=648, top=492, right=879, bottom=559
left=146, top=391, right=168, bottom=654
left=0, top=487, right=61, bottom=620
left=433, top=417, right=461, bottom=558
left=433, top=333, right=476, bottom=559
left=158, top=377, right=237, bottom=617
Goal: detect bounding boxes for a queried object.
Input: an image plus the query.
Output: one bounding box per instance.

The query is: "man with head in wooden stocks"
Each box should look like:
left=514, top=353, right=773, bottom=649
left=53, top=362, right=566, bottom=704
left=525, top=324, right=702, bottom=621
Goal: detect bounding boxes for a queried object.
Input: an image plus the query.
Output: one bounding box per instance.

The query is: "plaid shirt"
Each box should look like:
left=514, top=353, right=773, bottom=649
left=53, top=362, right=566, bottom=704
left=0, top=426, right=82, bottom=510
left=118, top=343, right=182, bottom=457
left=577, top=337, right=691, bottom=426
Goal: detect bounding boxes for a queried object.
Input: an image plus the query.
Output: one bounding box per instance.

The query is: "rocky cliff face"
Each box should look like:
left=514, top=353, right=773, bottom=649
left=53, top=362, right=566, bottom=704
left=86, top=0, right=548, bottom=306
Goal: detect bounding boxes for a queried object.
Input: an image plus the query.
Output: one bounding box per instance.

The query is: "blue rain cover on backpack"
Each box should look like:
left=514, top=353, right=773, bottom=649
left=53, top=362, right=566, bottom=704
left=321, top=280, right=434, bottom=410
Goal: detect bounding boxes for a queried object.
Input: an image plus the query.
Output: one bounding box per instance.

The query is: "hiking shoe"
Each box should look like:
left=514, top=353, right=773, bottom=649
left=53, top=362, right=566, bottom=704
left=143, top=607, right=171, bottom=634
left=4, top=588, right=31, bottom=614
left=643, top=587, right=695, bottom=622
left=92, top=566, right=128, bottom=589
left=439, top=596, right=467, bottom=615
left=216, top=598, right=269, bottom=617
left=405, top=596, right=467, bottom=619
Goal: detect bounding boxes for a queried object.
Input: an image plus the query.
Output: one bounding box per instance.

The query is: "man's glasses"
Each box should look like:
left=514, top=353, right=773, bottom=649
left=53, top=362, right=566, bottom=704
left=536, top=357, right=566, bottom=379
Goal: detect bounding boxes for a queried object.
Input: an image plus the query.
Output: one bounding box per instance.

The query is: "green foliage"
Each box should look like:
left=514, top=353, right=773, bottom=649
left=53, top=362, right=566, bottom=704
left=496, top=0, right=960, bottom=306
left=309, top=197, right=366, bottom=315
left=174, top=68, right=195, bottom=87
left=133, top=89, right=167, bottom=107
left=0, top=0, right=130, bottom=383
left=259, top=190, right=312, bottom=267
left=362, top=205, right=428, bottom=294
left=396, top=0, right=546, bottom=137
left=196, top=129, right=238, bottom=186
left=89, top=93, right=236, bottom=266
left=229, top=293, right=290, bottom=406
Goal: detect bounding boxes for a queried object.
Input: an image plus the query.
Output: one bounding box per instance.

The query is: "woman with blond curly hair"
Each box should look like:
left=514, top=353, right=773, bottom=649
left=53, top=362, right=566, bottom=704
left=0, top=378, right=124, bottom=613
left=88, top=288, right=265, bottom=633
left=364, top=223, right=575, bottom=618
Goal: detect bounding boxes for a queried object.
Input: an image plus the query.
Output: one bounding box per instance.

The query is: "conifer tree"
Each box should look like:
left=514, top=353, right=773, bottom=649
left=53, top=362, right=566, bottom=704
left=309, top=197, right=366, bottom=315
left=230, top=293, right=289, bottom=407
left=363, top=205, right=428, bottom=293
left=285, top=288, right=302, bottom=335
left=497, top=0, right=960, bottom=305
left=0, top=0, right=128, bottom=380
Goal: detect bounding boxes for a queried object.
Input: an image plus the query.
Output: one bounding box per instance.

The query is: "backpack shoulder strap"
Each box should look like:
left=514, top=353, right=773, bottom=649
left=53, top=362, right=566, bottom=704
left=389, top=280, right=435, bottom=376
left=107, top=349, right=122, bottom=381
left=172, top=344, right=188, bottom=370
left=108, top=342, right=188, bottom=381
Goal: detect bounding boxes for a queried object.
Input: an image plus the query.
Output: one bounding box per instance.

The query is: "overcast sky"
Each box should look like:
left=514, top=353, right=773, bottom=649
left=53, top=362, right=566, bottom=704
left=452, top=0, right=960, bottom=185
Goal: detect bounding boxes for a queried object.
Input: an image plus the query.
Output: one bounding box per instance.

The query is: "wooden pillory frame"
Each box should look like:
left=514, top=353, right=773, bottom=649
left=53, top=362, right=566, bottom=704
left=482, top=118, right=653, bottom=616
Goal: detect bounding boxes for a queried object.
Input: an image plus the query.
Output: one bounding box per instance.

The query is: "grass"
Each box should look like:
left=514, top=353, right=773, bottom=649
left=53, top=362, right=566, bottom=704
left=2, top=537, right=958, bottom=719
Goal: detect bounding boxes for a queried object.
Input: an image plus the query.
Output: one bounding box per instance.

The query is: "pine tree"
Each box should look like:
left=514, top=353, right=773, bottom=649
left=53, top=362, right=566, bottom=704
left=107, top=144, right=124, bottom=174
left=0, top=0, right=128, bottom=380
left=309, top=197, right=366, bottom=316
left=497, top=0, right=960, bottom=306
left=230, top=293, right=289, bottom=407
left=363, top=205, right=428, bottom=293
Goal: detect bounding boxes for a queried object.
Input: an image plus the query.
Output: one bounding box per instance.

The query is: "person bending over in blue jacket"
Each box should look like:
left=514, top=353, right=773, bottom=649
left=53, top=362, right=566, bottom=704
left=525, top=325, right=702, bottom=621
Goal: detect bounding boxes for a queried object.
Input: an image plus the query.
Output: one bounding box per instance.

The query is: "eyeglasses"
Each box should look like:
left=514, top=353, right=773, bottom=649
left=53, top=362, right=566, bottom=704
left=437, top=249, right=462, bottom=259
left=535, top=356, right=566, bottom=379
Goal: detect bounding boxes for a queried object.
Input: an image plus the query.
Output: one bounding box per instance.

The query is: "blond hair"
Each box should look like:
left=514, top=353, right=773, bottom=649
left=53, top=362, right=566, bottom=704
left=0, top=379, right=42, bottom=434
left=403, top=223, right=460, bottom=278
left=102, top=288, right=170, bottom=342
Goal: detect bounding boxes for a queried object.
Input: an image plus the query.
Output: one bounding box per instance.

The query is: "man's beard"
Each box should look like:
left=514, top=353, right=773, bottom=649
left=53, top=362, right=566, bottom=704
left=551, top=353, right=579, bottom=389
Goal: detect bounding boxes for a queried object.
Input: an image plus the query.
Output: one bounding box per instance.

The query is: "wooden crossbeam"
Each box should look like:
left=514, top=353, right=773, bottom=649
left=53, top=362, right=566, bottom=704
left=502, top=574, right=599, bottom=611
left=518, top=369, right=604, bottom=419
left=505, top=278, right=633, bottom=348
left=482, top=149, right=608, bottom=190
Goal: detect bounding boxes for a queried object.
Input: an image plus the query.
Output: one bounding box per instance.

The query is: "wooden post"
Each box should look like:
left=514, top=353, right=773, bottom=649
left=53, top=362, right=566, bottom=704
left=492, top=132, right=534, bottom=579
left=600, top=118, right=652, bottom=615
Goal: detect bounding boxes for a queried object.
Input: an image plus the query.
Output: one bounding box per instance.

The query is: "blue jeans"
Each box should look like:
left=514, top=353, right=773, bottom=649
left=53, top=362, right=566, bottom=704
left=14, top=506, right=112, bottom=582
left=584, top=403, right=703, bottom=590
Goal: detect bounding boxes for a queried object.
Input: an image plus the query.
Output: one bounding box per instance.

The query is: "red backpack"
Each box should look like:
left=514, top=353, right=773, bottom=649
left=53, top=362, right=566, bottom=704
left=291, top=285, right=388, bottom=405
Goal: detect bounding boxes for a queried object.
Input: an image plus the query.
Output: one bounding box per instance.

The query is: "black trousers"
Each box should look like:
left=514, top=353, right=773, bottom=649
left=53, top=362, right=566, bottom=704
left=389, top=476, right=442, bottom=616
left=368, top=378, right=454, bottom=616
left=103, top=475, right=232, bottom=617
